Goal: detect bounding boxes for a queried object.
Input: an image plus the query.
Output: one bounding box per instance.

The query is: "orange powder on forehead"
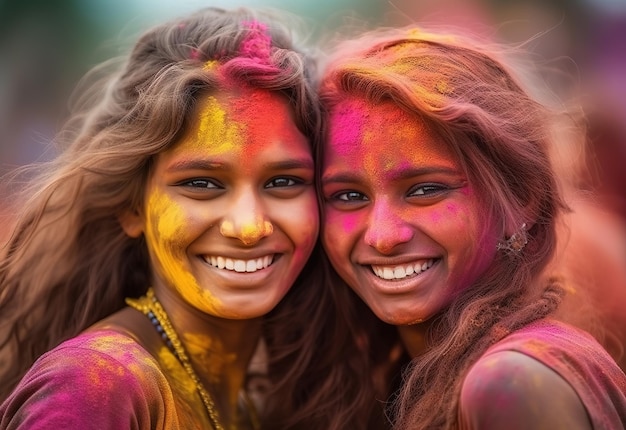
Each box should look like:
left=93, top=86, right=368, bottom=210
left=361, top=106, right=425, bottom=177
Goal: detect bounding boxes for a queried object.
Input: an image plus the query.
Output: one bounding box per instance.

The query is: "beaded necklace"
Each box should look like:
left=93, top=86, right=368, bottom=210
left=126, top=288, right=260, bottom=430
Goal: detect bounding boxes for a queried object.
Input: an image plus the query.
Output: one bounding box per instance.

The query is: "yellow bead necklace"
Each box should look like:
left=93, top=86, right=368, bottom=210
left=126, top=288, right=260, bottom=430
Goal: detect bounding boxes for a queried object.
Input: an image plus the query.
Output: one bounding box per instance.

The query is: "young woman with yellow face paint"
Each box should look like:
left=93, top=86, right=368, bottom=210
left=318, top=26, right=626, bottom=429
left=0, top=7, right=377, bottom=430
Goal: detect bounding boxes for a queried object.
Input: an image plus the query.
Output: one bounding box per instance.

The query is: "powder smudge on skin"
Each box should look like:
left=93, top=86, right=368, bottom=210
left=144, top=189, right=220, bottom=314
left=183, top=332, right=237, bottom=386
left=191, top=95, right=243, bottom=157
left=329, top=101, right=366, bottom=157
left=228, top=89, right=289, bottom=164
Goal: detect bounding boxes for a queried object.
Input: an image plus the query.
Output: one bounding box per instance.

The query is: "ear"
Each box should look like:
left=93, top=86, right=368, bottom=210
left=118, top=210, right=144, bottom=238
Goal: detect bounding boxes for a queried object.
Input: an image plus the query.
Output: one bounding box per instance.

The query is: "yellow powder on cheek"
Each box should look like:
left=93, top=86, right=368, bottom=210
left=145, top=190, right=195, bottom=289
left=144, top=190, right=220, bottom=314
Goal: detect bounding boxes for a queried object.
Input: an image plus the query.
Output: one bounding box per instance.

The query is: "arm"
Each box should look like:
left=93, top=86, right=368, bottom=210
left=459, top=351, right=591, bottom=430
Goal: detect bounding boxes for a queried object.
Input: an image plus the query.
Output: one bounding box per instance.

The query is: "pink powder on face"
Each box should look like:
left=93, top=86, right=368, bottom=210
left=445, top=203, right=461, bottom=216
left=341, top=213, right=359, bottom=233
left=329, top=101, right=366, bottom=156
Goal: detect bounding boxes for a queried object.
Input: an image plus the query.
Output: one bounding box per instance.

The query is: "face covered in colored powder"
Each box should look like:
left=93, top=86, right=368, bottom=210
left=321, top=95, right=500, bottom=325
left=129, top=88, right=318, bottom=319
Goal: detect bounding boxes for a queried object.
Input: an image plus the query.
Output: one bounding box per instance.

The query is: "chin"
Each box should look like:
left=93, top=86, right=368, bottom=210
left=373, top=305, right=428, bottom=326
left=218, top=296, right=280, bottom=320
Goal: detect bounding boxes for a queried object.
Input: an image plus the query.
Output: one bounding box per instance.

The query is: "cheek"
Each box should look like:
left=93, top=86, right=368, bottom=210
left=145, top=191, right=197, bottom=286
left=145, top=191, right=186, bottom=255
left=324, top=209, right=361, bottom=236
left=282, top=192, right=320, bottom=253
left=322, top=209, right=363, bottom=266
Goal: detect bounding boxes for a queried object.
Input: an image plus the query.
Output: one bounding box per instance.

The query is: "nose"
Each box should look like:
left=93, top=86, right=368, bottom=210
left=364, top=200, right=414, bottom=254
left=219, top=190, right=273, bottom=246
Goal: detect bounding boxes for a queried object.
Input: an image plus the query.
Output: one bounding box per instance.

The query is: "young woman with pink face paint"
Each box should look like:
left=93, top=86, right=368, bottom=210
left=318, top=27, right=626, bottom=429
left=0, top=8, right=375, bottom=429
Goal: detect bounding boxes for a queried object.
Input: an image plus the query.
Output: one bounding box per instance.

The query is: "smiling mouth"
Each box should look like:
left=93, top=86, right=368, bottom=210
left=204, top=255, right=275, bottom=273
left=371, top=259, right=435, bottom=280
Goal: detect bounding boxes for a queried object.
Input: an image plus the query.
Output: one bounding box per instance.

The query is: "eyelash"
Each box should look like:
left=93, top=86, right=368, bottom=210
left=178, top=176, right=304, bottom=190
left=178, top=178, right=221, bottom=189
left=265, top=177, right=302, bottom=188
left=333, top=191, right=368, bottom=202
left=330, top=183, right=449, bottom=202
left=408, top=183, right=448, bottom=196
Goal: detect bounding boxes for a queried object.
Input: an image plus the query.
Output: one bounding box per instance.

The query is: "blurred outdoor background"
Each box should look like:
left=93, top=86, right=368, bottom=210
left=1, top=0, right=625, bottom=234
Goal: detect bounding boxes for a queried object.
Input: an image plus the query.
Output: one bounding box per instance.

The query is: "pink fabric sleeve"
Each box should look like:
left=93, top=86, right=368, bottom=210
left=459, top=319, right=626, bottom=429
left=0, top=330, right=177, bottom=430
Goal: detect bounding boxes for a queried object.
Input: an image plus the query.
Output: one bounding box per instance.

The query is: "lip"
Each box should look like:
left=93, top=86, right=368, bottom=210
left=359, top=258, right=440, bottom=295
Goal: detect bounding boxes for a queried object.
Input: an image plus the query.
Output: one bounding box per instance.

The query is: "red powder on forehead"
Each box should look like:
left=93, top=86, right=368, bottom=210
left=230, top=90, right=276, bottom=122
left=228, top=90, right=289, bottom=159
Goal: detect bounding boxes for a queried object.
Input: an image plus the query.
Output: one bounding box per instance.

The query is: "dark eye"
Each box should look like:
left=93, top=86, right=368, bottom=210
left=178, top=178, right=221, bottom=189
left=266, top=177, right=300, bottom=188
left=333, top=191, right=368, bottom=202
left=408, top=183, right=447, bottom=197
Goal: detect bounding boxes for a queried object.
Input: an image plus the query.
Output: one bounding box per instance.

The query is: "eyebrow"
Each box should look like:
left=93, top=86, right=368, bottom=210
left=322, top=166, right=462, bottom=185
left=166, top=157, right=314, bottom=173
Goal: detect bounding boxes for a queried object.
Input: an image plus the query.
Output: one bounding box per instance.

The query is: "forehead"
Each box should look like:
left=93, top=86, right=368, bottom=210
left=169, top=87, right=304, bottom=156
left=324, top=95, right=458, bottom=173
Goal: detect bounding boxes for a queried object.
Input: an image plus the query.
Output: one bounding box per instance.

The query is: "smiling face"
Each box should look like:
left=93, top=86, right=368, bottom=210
left=321, top=96, right=500, bottom=325
left=126, top=88, right=318, bottom=319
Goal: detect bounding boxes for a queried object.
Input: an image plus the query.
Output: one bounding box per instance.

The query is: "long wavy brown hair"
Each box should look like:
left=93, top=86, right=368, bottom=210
left=318, top=26, right=572, bottom=429
left=0, top=7, right=377, bottom=429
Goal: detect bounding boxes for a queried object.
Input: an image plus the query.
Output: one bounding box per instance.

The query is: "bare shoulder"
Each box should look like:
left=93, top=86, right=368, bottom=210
left=459, top=350, right=591, bottom=430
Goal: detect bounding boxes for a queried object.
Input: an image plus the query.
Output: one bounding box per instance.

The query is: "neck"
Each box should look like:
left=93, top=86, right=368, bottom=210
left=397, top=321, right=431, bottom=359
left=154, top=286, right=263, bottom=427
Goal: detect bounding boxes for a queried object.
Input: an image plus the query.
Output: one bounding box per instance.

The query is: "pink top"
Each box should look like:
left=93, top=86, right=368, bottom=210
left=459, top=319, right=626, bottom=429
left=0, top=329, right=187, bottom=429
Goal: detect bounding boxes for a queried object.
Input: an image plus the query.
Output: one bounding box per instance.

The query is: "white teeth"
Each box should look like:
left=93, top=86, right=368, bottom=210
left=394, top=267, right=406, bottom=278
left=371, top=259, right=435, bottom=280
left=234, top=260, right=246, bottom=272
left=205, top=255, right=274, bottom=273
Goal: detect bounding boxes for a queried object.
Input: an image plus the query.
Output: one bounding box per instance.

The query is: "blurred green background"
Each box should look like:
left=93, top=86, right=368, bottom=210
left=0, top=0, right=624, bottom=169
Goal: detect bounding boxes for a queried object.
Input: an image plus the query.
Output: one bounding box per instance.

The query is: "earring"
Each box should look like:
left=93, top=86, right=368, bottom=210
left=497, top=223, right=528, bottom=253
